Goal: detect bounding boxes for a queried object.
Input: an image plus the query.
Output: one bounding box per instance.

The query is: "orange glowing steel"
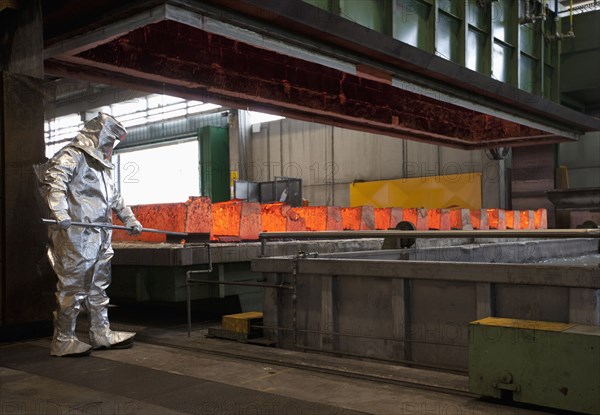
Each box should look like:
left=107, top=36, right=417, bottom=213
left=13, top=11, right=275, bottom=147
left=185, top=196, right=212, bottom=233
left=402, top=208, right=417, bottom=228
left=293, top=207, right=328, bottom=231
left=113, top=202, right=187, bottom=242
left=212, top=201, right=262, bottom=240
left=341, top=207, right=360, bottom=230
left=487, top=209, right=506, bottom=230
left=341, top=206, right=375, bottom=230
left=450, top=209, right=462, bottom=229
left=212, top=201, right=242, bottom=236
left=285, top=207, right=307, bottom=231
left=520, top=210, right=529, bottom=229
left=470, top=210, right=481, bottom=230
left=114, top=199, right=548, bottom=244
left=534, top=209, right=547, bottom=229
left=487, top=209, right=498, bottom=229
left=374, top=208, right=391, bottom=230
left=261, top=203, right=287, bottom=232
left=505, top=211, right=514, bottom=229
left=427, top=209, right=441, bottom=230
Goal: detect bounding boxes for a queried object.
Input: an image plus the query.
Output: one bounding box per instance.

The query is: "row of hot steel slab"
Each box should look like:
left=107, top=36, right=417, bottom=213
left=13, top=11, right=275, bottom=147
left=113, top=197, right=547, bottom=242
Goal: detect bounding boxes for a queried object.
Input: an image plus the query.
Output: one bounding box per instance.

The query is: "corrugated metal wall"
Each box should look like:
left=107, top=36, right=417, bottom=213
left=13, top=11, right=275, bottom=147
left=250, top=117, right=501, bottom=207
left=115, top=111, right=229, bottom=151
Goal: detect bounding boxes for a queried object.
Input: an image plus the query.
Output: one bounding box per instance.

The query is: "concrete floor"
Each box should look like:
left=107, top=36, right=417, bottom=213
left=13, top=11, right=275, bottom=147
left=0, top=313, right=559, bottom=415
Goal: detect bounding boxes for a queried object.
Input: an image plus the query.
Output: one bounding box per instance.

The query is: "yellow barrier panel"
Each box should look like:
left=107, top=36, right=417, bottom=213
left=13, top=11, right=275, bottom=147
left=349, top=173, right=482, bottom=209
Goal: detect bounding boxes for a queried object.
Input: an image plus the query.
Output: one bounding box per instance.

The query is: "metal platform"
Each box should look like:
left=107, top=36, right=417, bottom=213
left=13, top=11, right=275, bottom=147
left=252, top=238, right=600, bottom=372
left=110, top=239, right=384, bottom=306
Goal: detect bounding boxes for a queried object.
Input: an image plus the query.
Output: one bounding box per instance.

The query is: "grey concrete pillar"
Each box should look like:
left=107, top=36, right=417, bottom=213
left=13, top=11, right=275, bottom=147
left=262, top=273, right=280, bottom=343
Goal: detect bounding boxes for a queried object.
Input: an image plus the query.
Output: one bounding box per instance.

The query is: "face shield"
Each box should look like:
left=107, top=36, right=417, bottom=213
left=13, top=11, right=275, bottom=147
left=99, top=134, right=126, bottom=160
left=95, top=114, right=127, bottom=160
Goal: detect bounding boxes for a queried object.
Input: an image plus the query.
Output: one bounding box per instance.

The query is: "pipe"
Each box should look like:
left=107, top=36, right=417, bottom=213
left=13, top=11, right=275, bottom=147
left=186, top=244, right=213, bottom=337
left=258, top=228, right=600, bottom=257
left=569, top=0, right=574, bottom=35
left=541, top=9, right=545, bottom=97
left=260, top=229, right=600, bottom=239
left=259, top=229, right=600, bottom=256
left=185, top=279, right=293, bottom=290
left=542, top=0, right=546, bottom=20
left=555, top=0, right=560, bottom=39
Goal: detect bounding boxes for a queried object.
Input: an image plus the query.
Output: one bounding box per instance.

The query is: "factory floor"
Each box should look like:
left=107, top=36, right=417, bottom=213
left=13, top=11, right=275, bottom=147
left=1, top=306, right=559, bottom=415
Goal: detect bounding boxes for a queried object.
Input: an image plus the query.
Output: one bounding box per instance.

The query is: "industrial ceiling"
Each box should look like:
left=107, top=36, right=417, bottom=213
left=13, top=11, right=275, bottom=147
left=42, top=0, right=600, bottom=149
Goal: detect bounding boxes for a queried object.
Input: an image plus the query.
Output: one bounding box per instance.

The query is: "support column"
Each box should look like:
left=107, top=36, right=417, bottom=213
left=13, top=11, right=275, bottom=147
left=391, top=278, right=408, bottom=360
left=262, top=272, right=280, bottom=344
left=229, top=109, right=253, bottom=181
left=320, top=275, right=334, bottom=350
left=1, top=1, right=53, bottom=334
left=1, top=72, right=52, bottom=328
left=476, top=283, right=493, bottom=318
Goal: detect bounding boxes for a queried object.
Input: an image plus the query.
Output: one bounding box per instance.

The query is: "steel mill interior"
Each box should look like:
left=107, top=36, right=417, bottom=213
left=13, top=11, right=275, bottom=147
left=1, top=1, right=600, bottom=414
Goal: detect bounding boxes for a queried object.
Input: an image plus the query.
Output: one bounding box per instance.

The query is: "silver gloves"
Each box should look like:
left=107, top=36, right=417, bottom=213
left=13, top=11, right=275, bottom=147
left=54, top=210, right=72, bottom=230
left=126, top=220, right=143, bottom=236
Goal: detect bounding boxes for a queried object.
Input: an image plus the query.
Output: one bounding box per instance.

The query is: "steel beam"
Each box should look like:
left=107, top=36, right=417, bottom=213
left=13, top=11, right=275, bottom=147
left=251, top=257, right=600, bottom=289
left=41, top=1, right=600, bottom=149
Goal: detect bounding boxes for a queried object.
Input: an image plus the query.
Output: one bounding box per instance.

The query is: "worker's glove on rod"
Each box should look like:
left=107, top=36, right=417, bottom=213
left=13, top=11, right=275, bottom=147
left=54, top=210, right=72, bottom=230
left=126, top=220, right=143, bottom=236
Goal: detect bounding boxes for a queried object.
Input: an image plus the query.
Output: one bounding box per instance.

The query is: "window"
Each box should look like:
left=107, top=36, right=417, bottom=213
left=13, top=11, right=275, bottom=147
left=394, top=0, right=432, bottom=49
left=117, top=140, right=200, bottom=205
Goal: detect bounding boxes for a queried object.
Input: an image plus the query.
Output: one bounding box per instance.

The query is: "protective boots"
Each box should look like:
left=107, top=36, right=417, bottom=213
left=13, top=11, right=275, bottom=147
left=88, top=300, right=136, bottom=350
left=50, top=309, right=92, bottom=357
left=90, top=327, right=136, bottom=350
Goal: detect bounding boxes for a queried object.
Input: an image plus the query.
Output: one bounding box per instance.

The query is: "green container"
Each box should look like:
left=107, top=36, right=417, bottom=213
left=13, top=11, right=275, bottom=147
left=469, top=317, right=600, bottom=414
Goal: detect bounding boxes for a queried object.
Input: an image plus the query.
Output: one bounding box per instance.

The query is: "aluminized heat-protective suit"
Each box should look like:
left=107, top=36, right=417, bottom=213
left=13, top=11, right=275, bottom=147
left=41, top=113, right=142, bottom=357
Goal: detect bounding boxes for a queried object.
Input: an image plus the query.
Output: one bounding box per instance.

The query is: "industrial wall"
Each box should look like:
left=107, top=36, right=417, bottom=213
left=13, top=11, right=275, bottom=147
left=248, top=118, right=502, bottom=208
left=559, top=131, right=600, bottom=189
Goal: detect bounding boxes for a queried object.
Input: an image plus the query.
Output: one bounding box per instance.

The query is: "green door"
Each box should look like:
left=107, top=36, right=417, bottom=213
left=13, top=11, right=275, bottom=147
left=199, top=126, right=230, bottom=203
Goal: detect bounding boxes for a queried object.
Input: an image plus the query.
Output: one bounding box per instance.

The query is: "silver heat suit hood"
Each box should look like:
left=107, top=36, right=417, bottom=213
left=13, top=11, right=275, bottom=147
left=40, top=113, right=141, bottom=356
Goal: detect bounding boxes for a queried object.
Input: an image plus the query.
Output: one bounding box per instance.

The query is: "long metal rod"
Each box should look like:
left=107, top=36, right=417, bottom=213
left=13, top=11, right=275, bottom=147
left=260, top=229, right=600, bottom=239
left=41, top=218, right=188, bottom=236
left=259, top=229, right=600, bottom=256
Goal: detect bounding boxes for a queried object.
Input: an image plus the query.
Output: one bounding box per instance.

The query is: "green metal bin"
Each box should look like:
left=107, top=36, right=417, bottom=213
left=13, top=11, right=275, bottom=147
left=469, top=317, right=600, bottom=414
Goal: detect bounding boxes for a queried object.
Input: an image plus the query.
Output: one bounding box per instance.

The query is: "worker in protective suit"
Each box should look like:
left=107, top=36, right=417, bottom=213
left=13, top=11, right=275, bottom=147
left=40, top=112, right=143, bottom=357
